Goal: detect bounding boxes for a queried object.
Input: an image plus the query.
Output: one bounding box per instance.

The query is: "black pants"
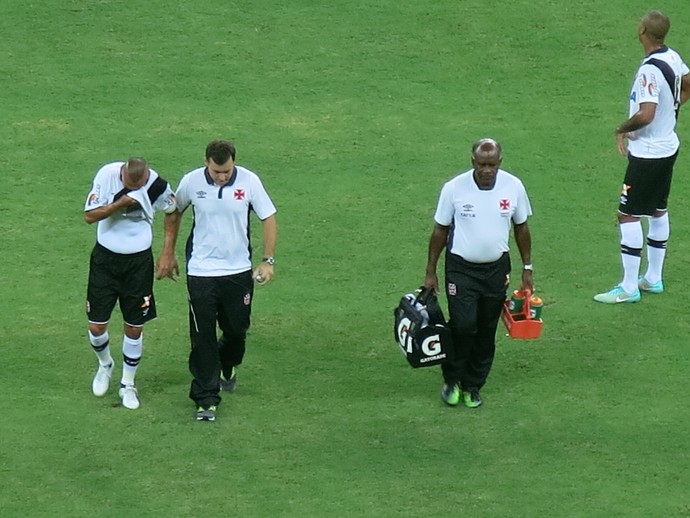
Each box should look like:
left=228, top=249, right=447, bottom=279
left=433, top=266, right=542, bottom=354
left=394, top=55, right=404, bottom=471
left=187, top=271, right=253, bottom=407
left=442, top=252, right=510, bottom=391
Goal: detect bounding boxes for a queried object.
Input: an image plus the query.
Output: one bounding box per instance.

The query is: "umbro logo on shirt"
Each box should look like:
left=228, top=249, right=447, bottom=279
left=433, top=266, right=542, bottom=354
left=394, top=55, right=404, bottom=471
left=196, top=191, right=207, bottom=198
left=460, top=204, right=475, bottom=218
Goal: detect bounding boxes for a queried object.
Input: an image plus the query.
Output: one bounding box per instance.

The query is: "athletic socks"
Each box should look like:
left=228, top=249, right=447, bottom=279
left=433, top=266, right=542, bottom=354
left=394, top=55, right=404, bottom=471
left=644, top=212, right=669, bottom=284
left=89, top=330, right=113, bottom=367
left=90, top=330, right=144, bottom=387
left=620, top=220, right=643, bottom=294
left=121, top=334, right=143, bottom=387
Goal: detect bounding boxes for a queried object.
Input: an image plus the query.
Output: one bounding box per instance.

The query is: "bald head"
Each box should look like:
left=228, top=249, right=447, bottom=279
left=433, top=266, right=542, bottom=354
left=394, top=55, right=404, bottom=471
left=641, top=10, right=670, bottom=43
left=471, top=138, right=502, bottom=160
left=122, top=157, right=149, bottom=190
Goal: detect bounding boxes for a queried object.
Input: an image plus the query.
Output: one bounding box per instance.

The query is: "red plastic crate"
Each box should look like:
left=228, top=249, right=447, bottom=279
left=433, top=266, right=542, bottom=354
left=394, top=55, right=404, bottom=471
left=501, top=290, right=543, bottom=339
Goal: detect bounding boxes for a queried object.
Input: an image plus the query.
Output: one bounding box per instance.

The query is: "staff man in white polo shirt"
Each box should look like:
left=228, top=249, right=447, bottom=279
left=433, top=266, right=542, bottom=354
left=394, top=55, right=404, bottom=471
left=424, top=138, right=534, bottom=409
left=157, top=140, right=277, bottom=422
left=85, top=157, right=177, bottom=410
left=595, top=10, right=690, bottom=304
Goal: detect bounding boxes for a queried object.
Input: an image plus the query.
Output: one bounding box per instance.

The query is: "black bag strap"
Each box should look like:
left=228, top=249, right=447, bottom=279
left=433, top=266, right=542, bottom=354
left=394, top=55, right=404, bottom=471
left=414, top=287, right=446, bottom=326
left=398, top=297, right=426, bottom=328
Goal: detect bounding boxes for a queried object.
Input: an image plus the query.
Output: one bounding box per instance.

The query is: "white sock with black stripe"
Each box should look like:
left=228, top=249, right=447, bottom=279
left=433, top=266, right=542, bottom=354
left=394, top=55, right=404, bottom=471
left=644, top=212, right=669, bottom=284
left=121, top=334, right=142, bottom=387
left=89, top=330, right=113, bottom=367
left=620, top=220, right=643, bottom=294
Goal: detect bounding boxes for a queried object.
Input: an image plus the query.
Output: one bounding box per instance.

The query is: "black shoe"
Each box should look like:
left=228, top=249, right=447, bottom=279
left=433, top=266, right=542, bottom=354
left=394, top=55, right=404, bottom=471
left=220, top=367, right=237, bottom=393
left=195, top=405, right=217, bottom=421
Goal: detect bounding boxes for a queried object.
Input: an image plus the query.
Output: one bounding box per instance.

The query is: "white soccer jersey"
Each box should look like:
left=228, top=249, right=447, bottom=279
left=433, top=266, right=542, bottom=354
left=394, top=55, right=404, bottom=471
left=176, top=165, right=277, bottom=277
left=84, top=162, right=176, bottom=254
left=434, top=169, right=532, bottom=263
left=628, top=47, right=689, bottom=158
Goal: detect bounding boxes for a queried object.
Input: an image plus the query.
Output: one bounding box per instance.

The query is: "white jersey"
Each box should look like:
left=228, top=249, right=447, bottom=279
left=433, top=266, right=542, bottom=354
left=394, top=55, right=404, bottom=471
left=434, top=169, right=532, bottom=263
left=628, top=47, right=689, bottom=158
left=85, top=162, right=176, bottom=254
left=175, top=165, right=277, bottom=277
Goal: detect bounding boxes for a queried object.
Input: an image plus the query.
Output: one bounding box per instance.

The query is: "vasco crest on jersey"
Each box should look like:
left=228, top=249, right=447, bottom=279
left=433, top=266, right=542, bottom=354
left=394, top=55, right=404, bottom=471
left=499, top=198, right=511, bottom=217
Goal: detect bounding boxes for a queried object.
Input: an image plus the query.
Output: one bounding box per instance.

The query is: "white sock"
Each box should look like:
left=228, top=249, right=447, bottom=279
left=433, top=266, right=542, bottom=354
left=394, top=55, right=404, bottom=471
left=121, top=334, right=142, bottom=387
left=644, top=212, right=669, bottom=284
left=89, top=330, right=113, bottom=366
left=620, top=221, right=643, bottom=294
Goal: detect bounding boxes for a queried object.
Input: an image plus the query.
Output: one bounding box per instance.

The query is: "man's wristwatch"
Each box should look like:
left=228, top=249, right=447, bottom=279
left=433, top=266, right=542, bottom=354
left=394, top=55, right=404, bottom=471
left=262, top=256, right=275, bottom=265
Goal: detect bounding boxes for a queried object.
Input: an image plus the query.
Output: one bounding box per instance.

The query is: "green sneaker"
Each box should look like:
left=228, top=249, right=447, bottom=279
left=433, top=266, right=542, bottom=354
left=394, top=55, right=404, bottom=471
left=463, top=389, right=482, bottom=408
left=440, top=384, right=460, bottom=406
left=196, top=405, right=217, bottom=421
left=638, top=276, right=664, bottom=294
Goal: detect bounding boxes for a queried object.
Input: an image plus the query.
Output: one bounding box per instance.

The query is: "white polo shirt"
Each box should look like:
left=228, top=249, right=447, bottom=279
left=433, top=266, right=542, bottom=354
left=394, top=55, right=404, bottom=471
left=176, top=165, right=277, bottom=277
left=434, top=169, right=532, bottom=263
left=628, top=47, right=689, bottom=158
left=85, top=162, right=176, bottom=254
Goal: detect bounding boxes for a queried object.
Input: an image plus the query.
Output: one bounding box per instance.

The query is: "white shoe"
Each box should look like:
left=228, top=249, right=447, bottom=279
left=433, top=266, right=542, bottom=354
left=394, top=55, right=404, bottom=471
left=92, top=360, right=114, bottom=397
left=118, top=384, right=140, bottom=410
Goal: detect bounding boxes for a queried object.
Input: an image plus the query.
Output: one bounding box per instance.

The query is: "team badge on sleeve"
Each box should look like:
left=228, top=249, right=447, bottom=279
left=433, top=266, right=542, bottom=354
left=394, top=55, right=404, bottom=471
left=87, top=185, right=101, bottom=206
left=648, top=74, right=658, bottom=96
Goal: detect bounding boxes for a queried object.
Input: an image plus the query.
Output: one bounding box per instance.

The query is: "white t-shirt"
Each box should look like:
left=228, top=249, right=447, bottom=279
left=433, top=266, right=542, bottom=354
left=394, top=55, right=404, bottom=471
left=434, top=169, right=532, bottom=263
left=175, top=165, right=277, bottom=277
left=85, top=162, right=176, bottom=254
left=628, top=47, right=689, bottom=158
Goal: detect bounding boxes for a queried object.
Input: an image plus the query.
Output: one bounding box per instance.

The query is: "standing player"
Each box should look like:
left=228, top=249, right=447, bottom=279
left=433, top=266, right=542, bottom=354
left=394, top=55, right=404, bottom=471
left=595, top=10, right=690, bottom=303
left=156, top=139, right=277, bottom=422
left=424, top=138, right=534, bottom=408
left=85, top=158, right=176, bottom=409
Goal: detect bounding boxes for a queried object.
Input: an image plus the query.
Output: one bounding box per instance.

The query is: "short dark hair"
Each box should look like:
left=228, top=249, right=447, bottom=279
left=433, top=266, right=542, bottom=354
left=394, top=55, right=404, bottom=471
left=124, top=157, right=148, bottom=183
left=205, top=140, right=236, bottom=164
left=643, top=10, right=670, bottom=43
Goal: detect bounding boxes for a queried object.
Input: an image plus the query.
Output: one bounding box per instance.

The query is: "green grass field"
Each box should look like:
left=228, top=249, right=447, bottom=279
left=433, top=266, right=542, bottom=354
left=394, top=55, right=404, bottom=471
left=2, top=0, right=690, bottom=516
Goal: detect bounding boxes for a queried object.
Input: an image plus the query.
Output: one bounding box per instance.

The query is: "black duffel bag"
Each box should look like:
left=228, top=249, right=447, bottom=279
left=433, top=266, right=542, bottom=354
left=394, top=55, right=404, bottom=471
left=393, top=287, right=453, bottom=368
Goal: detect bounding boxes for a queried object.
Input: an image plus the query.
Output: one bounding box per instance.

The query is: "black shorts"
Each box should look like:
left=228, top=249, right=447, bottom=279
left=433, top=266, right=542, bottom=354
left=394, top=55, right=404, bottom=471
left=86, top=243, right=157, bottom=326
left=618, top=151, right=678, bottom=217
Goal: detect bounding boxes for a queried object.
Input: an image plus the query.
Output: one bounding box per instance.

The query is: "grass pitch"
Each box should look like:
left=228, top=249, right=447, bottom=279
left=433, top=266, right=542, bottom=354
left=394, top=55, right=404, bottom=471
left=2, top=0, right=690, bottom=516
